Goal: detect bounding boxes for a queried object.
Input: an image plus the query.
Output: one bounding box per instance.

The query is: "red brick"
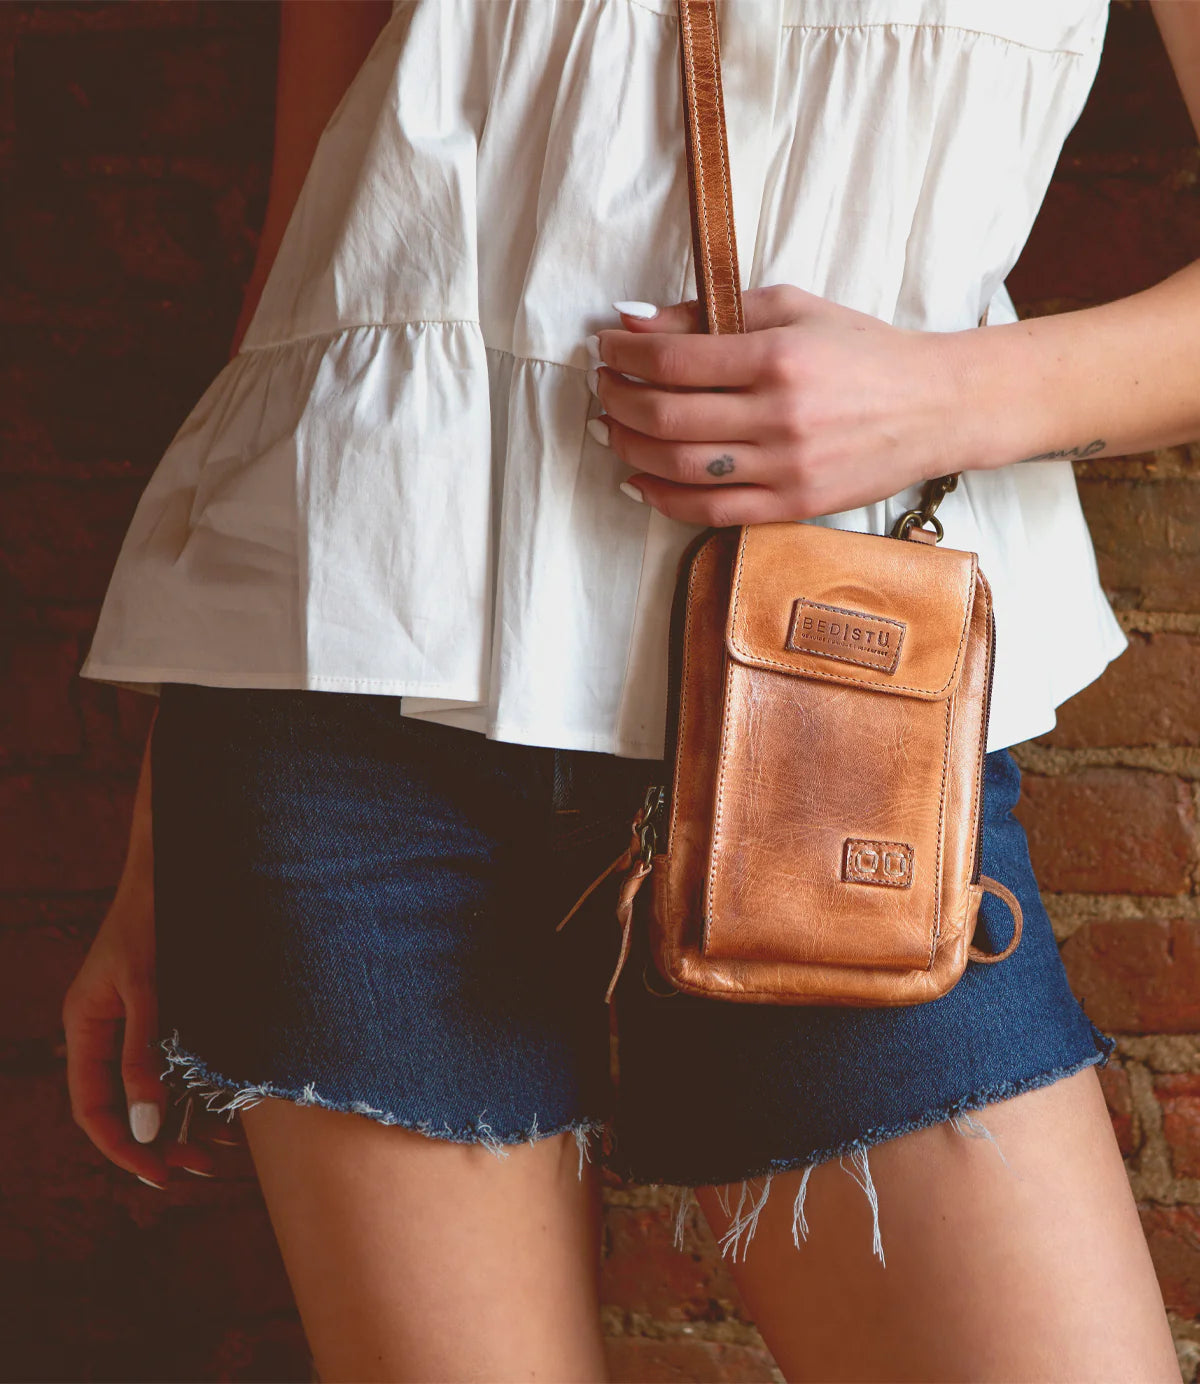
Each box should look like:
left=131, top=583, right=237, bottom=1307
left=1077, top=480, right=1200, bottom=613
left=0, top=478, right=146, bottom=602
left=0, top=1068, right=115, bottom=1202
left=165, top=1202, right=296, bottom=1322
left=1058, top=3, right=1198, bottom=161
left=1011, top=175, right=1200, bottom=307
left=76, top=678, right=157, bottom=774
left=0, top=894, right=103, bottom=930
left=602, top=1203, right=744, bottom=1323
left=1061, top=920, right=1200, bottom=1033
left=5, top=177, right=245, bottom=300
left=0, top=324, right=235, bottom=478
left=1015, top=770, right=1193, bottom=895
left=0, top=632, right=84, bottom=762
left=1140, top=1205, right=1200, bottom=1318
left=13, top=27, right=275, bottom=160
left=205, top=1319, right=311, bottom=1384
left=606, top=1339, right=776, bottom=1384
left=0, top=772, right=135, bottom=892
left=0, top=927, right=90, bottom=1046
left=1042, top=633, right=1200, bottom=749
left=1156, top=1076, right=1200, bottom=1181
left=1097, top=1063, right=1137, bottom=1159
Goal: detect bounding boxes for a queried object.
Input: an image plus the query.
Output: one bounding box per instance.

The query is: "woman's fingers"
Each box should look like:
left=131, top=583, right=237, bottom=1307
left=64, top=982, right=169, bottom=1185
left=621, top=474, right=787, bottom=527
left=120, top=969, right=165, bottom=1144
left=601, top=284, right=832, bottom=387
left=597, top=413, right=763, bottom=487
left=593, top=366, right=764, bottom=440
left=119, top=981, right=218, bottom=1177
left=611, top=283, right=822, bottom=337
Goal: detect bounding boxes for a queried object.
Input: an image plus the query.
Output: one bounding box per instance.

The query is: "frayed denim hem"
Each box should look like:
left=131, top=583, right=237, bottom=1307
left=650, top=1022, right=1116, bottom=1268
left=157, top=1029, right=608, bottom=1173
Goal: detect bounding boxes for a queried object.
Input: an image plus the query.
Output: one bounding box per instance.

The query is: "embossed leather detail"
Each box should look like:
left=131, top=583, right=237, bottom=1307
left=843, top=839, right=915, bottom=889
left=785, top=599, right=905, bottom=673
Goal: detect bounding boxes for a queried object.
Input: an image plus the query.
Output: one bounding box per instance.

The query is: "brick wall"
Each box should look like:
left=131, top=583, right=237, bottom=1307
left=1, top=2, right=1196, bottom=1380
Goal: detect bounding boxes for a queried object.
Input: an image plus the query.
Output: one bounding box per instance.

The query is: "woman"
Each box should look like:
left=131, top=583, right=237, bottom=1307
left=62, top=1, right=1196, bottom=1379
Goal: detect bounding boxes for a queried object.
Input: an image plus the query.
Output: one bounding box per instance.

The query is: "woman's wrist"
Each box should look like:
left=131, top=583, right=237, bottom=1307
left=947, top=259, right=1200, bottom=477
left=934, top=320, right=1071, bottom=478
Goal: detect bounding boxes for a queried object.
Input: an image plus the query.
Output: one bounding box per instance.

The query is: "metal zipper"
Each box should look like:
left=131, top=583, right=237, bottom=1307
left=637, top=526, right=718, bottom=855
left=971, top=593, right=997, bottom=884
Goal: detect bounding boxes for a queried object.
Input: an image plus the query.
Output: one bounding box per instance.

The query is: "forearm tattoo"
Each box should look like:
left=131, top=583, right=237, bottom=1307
left=1017, top=439, right=1105, bottom=463
left=706, top=453, right=736, bottom=476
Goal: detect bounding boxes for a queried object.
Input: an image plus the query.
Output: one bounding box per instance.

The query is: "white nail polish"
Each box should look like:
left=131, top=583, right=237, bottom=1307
left=182, top=1166, right=216, bottom=1179
left=129, top=1101, right=161, bottom=1145
left=586, top=417, right=611, bottom=447
left=587, top=368, right=599, bottom=396
left=136, top=1175, right=166, bottom=1190
left=619, top=481, right=646, bottom=504
left=613, top=300, right=659, bottom=319
left=585, top=333, right=601, bottom=363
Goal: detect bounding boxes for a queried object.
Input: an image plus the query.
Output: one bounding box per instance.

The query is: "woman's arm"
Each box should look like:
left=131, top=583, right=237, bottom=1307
left=590, top=10, right=1200, bottom=524
left=951, top=1, right=1200, bottom=472
left=229, top=0, right=394, bottom=354
left=62, top=0, right=395, bottom=1186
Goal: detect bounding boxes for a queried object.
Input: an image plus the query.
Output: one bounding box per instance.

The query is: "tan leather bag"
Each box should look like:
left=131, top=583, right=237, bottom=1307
left=560, top=0, right=1023, bottom=1007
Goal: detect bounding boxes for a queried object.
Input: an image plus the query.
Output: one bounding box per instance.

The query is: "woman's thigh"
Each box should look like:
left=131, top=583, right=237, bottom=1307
left=697, top=1064, right=1177, bottom=1384
left=241, top=1098, right=608, bottom=1384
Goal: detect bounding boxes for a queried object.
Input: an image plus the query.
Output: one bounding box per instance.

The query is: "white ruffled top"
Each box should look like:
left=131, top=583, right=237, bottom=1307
left=80, top=0, right=1128, bottom=757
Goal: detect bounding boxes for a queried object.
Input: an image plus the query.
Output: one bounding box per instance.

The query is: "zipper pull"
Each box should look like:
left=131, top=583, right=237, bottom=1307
left=554, top=783, right=667, bottom=1002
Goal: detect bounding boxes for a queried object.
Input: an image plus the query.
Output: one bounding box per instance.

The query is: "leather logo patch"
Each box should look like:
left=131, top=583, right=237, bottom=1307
left=843, top=839, right=914, bottom=889
left=785, top=599, right=905, bottom=674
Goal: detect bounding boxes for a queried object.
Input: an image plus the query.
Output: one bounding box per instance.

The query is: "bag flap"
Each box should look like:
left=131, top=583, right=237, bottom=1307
left=725, top=522, right=978, bottom=700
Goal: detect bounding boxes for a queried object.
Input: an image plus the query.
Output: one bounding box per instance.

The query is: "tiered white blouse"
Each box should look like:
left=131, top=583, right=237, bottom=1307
left=80, top=0, right=1128, bottom=757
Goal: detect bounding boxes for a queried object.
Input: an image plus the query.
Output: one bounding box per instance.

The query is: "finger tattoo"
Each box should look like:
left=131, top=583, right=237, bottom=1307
left=706, top=453, right=736, bottom=476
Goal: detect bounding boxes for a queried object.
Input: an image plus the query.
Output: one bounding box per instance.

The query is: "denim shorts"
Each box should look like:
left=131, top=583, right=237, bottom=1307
left=151, top=683, right=1113, bottom=1245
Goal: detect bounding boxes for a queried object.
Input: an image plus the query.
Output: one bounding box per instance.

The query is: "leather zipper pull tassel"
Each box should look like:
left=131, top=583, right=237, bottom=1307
left=555, top=792, right=661, bottom=1002
left=604, top=857, right=653, bottom=1003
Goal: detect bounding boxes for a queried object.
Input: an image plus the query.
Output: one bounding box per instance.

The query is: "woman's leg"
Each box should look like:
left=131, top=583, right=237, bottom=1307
left=696, top=1065, right=1178, bottom=1383
left=241, top=1098, right=608, bottom=1384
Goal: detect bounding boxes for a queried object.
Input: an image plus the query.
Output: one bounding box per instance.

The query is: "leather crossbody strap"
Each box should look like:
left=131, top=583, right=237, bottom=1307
left=676, top=0, right=744, bottom=335
left=674, top=0, right=966, bottom=527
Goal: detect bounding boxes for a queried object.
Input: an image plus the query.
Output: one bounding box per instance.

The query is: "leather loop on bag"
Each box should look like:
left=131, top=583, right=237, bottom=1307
left=968, top=875, right=1024, bottom=964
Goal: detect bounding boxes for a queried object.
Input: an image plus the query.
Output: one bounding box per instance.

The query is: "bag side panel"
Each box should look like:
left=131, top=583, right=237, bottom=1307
left=651, top=527, right=738, bottom=965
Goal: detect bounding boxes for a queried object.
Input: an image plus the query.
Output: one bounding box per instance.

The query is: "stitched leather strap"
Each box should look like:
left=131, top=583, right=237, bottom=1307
left=677, top=0, right=744, bottom=335
left=674, top=5, right=1001, bottom=523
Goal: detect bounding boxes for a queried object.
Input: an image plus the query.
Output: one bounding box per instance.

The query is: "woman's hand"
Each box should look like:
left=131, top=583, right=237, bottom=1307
left=587, top=284, right=984, bottom=526
left=61, top=720, right=230, bottom=1187
left=61, top=873, right=186, bottom=1188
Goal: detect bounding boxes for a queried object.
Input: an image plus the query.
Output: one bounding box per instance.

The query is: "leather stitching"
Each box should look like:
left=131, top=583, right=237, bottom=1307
left=705, top=3, right=743, bottom=333
left=701, top=606, right=736, bottom=952
left=678, top=3, right=717, bottom=329
left=927, top=693, right=954, bottom=970
left=666, top=534, right=712, bottom=884
left=680, top=1, right=742, bottom=335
